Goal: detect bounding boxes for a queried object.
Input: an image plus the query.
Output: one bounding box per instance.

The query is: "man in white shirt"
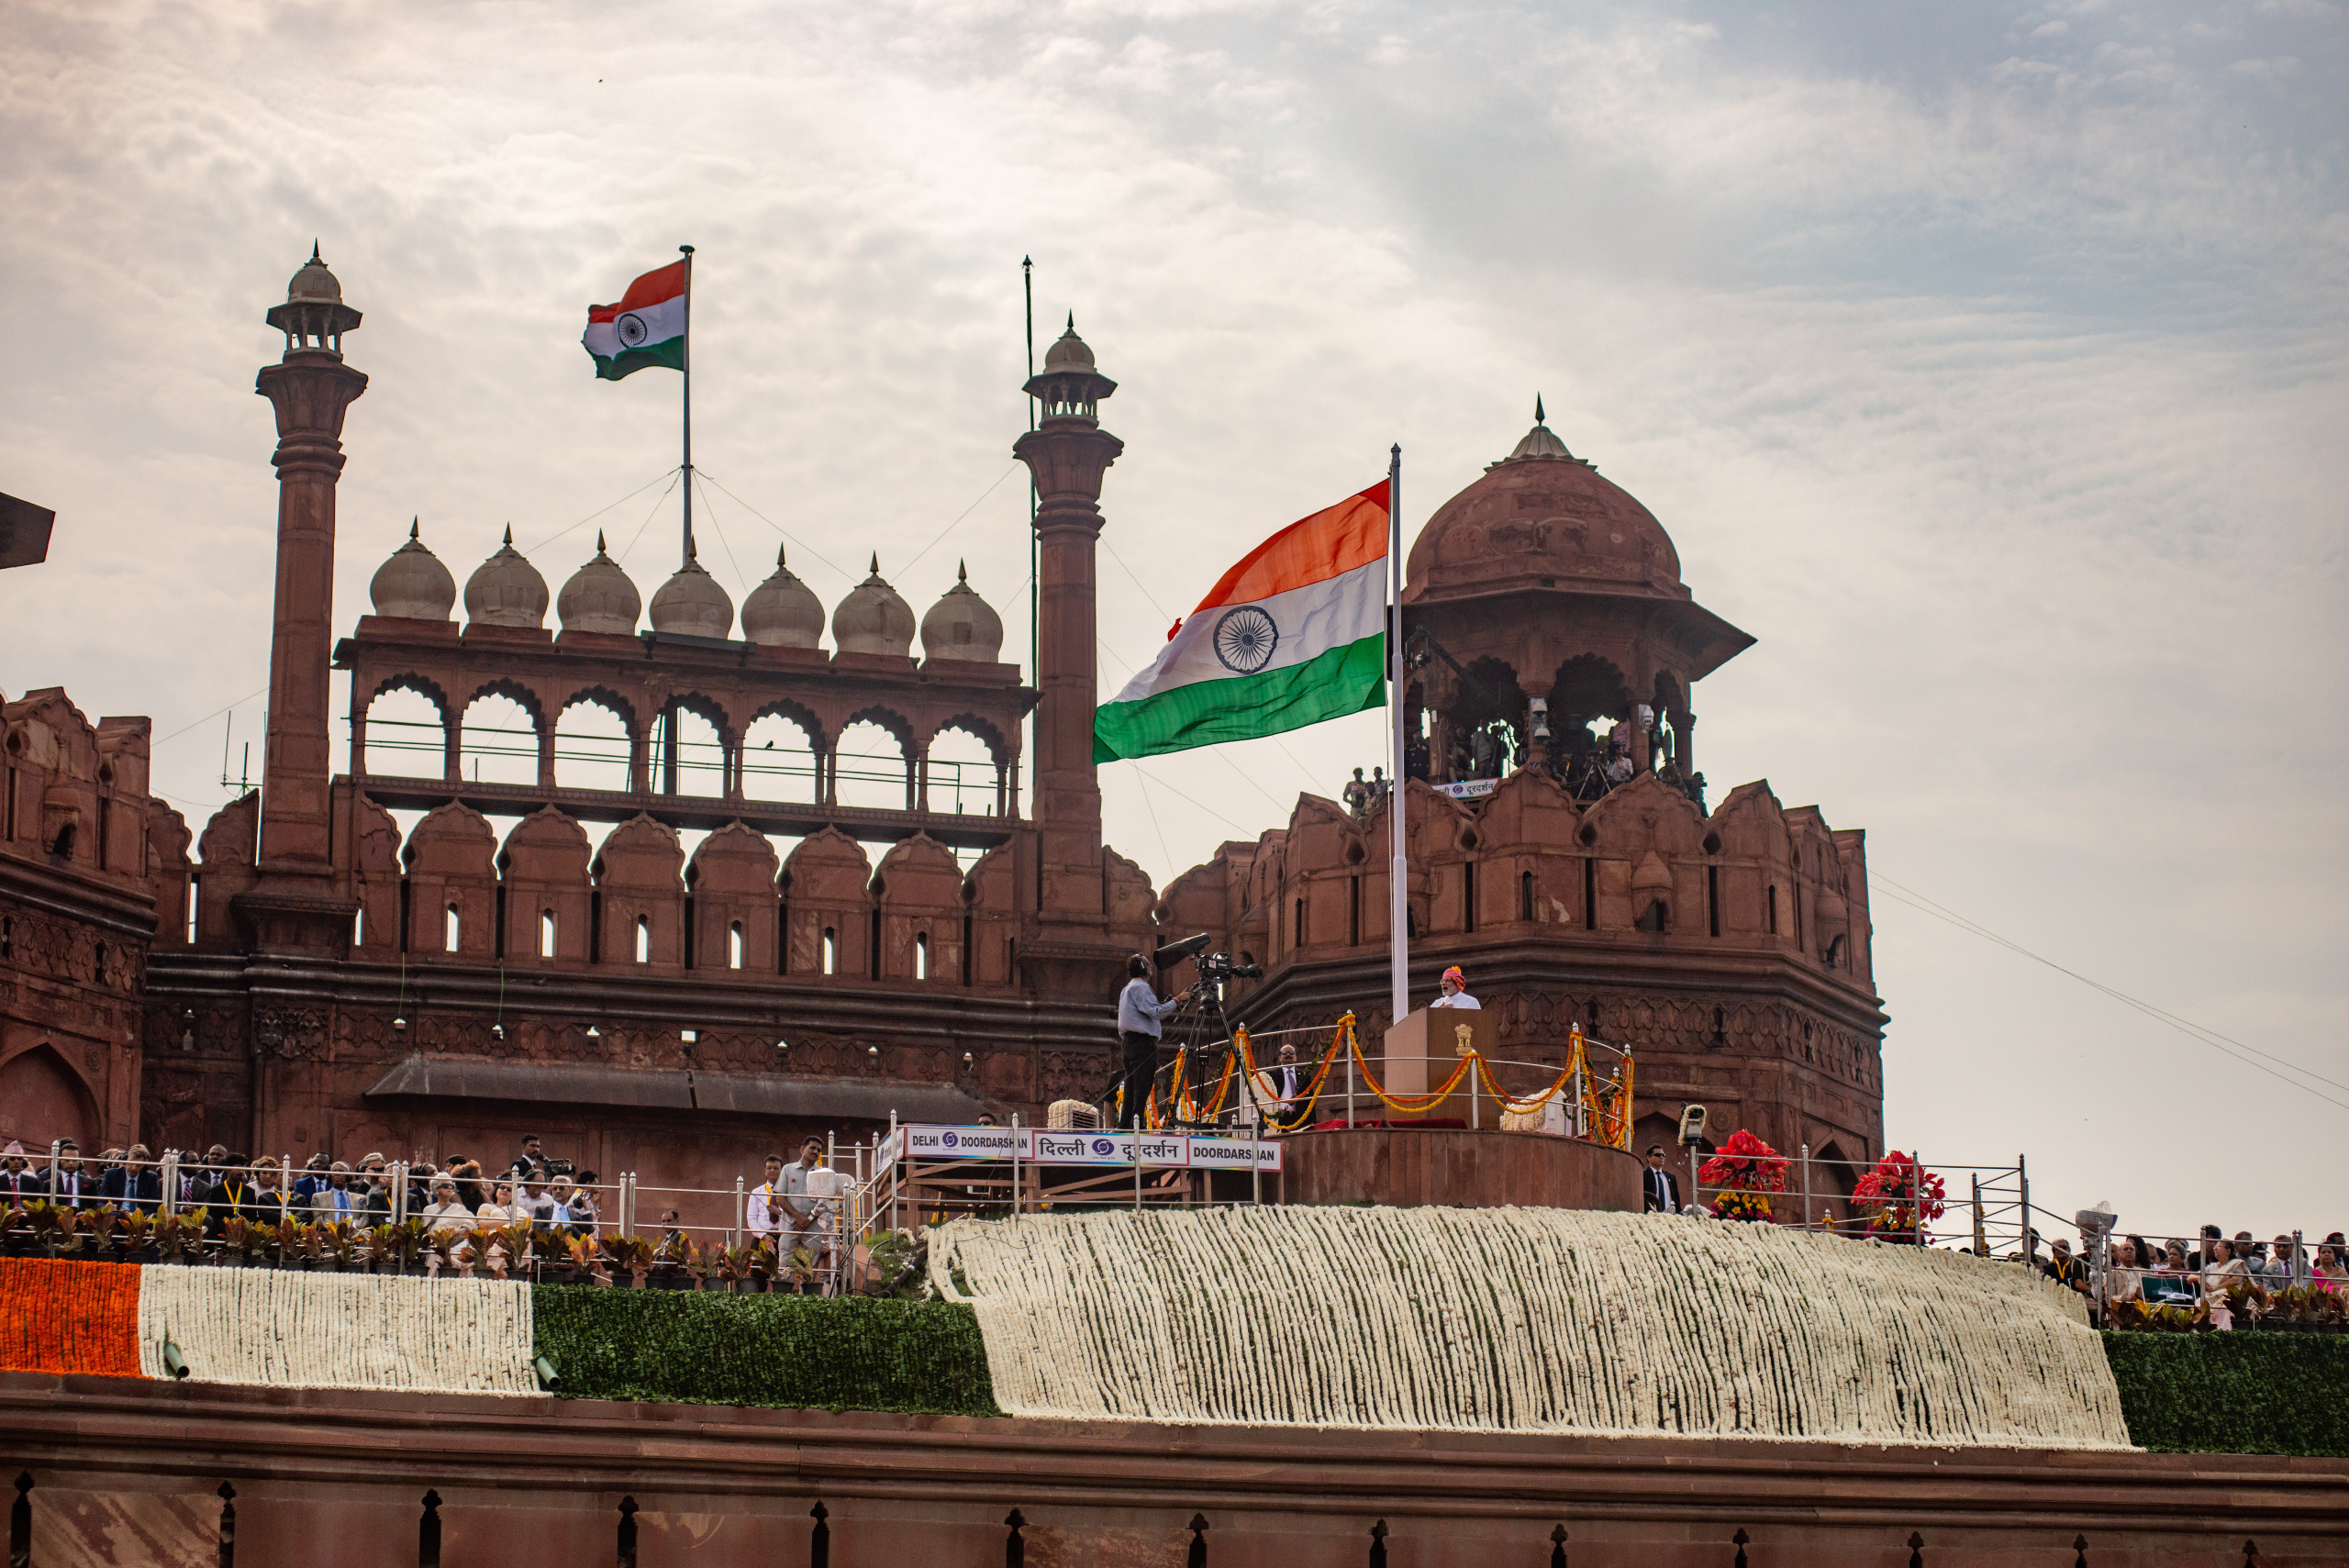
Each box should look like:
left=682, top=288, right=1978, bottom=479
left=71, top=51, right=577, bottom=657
left=1431, top=965, right=1479, bottom=1010
left=748, top=1153, right=788, bottom=1277
left=1116, top=953, right=1186, bottom=1127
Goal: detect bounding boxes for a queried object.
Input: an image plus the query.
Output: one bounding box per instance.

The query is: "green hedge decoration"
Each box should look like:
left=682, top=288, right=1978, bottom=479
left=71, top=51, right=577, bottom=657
left=531, top=1286, right=1002, bottom=1417
left=2103, top=1330, right=2349, bottom=1456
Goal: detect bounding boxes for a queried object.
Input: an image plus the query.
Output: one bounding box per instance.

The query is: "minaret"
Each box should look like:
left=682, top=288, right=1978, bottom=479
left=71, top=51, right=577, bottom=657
left=1012, top=316, right=1121, bottom=925
left=242, top=245, right=367, bottom=950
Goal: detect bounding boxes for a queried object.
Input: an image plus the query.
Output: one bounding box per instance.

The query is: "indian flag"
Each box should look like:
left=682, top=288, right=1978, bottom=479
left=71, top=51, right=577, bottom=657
left=1095, top=481, right=1389, bottom=762
left=582, top=261, right=687, bottom=381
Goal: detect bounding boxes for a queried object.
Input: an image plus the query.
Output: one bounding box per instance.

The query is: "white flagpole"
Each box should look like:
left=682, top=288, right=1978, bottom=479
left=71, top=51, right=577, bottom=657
left=678, top=242, right=695, bottom=564
left=1387, top=444, right=1408, bottom=1029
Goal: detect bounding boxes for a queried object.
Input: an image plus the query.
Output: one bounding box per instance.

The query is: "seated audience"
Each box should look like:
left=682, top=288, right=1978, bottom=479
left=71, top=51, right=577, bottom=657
left=2100, top=1238, right=2143, bottom=1306
left=42, top=1140, right=96, bottom=1210
left=418, top=1177, right=474, bottom=1234
left=0, top=1142, right=39, bottom=1203
left=473, top=1180, right=519, bottom=1228
left=2143, top=1243, right=2199, bottom=1307
left=2310, top=1244, right=2345, bottom=1290
left=291, top=1152, right=332, bottom=1206
left=2188, top=1224, right=2221, bottom=1270
left=104, top=1144, right=161, bottom=1212
left=2040, top=1237, right=2089, bottom=1296
left=2200, top=1237, right=2250, bottom=1329
left=308, top=1162, right=365, bottom=1222
left=569, top=1172, right=603, bottom=1235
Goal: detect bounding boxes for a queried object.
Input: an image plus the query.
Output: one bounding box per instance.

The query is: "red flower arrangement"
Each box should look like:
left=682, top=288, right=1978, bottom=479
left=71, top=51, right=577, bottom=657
left=0, top=1257, right=145, bottom=1378
left=1697, top=1129, right=1787, bottom=1221
left=1852, top=1151, right=1946, bottom=1237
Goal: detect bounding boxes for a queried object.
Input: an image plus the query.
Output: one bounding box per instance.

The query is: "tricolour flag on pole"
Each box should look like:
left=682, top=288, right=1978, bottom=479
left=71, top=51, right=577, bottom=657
left=582, top=261, right=688, bottom=380
left=1094, top=481, right=1389, bottom=762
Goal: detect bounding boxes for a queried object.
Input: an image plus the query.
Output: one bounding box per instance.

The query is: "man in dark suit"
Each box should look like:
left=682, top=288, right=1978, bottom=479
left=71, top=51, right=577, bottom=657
left=1267, top=1043, right=1316, bottom=1129
left=0, top=1141, right=39, bottom=1204
left=41, top=1140, right=97, bottom=1210
left=1642, top=1144, right=1682, bottom=1214
left=102, top=1143, right=161, bottom=1212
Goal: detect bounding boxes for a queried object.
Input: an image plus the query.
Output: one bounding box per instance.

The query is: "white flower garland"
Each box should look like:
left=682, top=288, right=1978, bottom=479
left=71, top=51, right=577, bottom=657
left=135, top=1268, right=536, bottom=1396
left=930, top=1206, right=2132, bottom=1450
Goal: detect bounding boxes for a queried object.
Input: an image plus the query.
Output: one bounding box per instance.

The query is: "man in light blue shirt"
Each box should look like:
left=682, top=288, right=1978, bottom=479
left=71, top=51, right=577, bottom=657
left=1117, top=954, right=1185, bottom=1128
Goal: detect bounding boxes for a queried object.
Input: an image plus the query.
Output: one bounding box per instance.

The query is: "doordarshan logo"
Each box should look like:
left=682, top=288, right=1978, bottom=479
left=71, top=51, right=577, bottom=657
left=941, top=1131, right=959, bottom=1148
left=1091, top=1138, right=1115, bottom=1156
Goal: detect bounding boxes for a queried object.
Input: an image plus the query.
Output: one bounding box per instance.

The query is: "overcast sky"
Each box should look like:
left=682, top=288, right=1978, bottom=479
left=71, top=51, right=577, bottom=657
left=5, top=1, right=2343, bottom=1244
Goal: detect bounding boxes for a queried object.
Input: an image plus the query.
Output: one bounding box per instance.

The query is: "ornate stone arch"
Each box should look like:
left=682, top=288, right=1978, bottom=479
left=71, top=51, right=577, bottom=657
left=555, top=684, right=640, bottom=740
left=458, top=676, right=550, bottom=735
left=362, top=672, right=453, bottom=722
left=746, top=695, right=829, bottom=756
left=922, top=711, right=1009, bottom=765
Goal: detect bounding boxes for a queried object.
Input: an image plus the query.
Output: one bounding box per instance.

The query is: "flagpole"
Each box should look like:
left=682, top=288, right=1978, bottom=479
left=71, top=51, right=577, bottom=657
left=679, top=242, right=696, bottom=564
left=1387, top=443, right=1408, bottom=1029
left=1023, top=256, right=1038, bottom=822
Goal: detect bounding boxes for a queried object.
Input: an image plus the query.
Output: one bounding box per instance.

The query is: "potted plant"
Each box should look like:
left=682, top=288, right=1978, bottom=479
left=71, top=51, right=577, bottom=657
left=83, top=1205, right=123, bottom=1262
left=1850, top=1151, right=1946, bottom=1241
left=1697, top=1131, right=1787, bottom=1222
left=0, top=1203, right=28, bottom=1258
left=117, top=1208, right=157, bottom=1264
left=218, top=1215, right=250, bottom=1265
left=238, top=1221, right=278, bottom=1269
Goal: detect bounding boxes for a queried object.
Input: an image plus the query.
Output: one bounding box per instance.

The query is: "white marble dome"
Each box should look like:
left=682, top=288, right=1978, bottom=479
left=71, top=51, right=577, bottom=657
left=832, top=555, right=916, bottom=657
left=919, top=561, right=1003, bottom=662
left=649, top=547, right=735, bottom=639
left=556, top=531, right=642, bottom=635
left=369, top=517, right=455, bottom=621
left=462, top=527, right=550, bottom=628
left=740, top=545, right=826, bottom=649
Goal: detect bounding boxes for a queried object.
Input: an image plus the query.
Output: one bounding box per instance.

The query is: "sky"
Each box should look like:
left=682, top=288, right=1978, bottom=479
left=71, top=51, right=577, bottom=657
left=3, top=0, right=2343, bottom=1245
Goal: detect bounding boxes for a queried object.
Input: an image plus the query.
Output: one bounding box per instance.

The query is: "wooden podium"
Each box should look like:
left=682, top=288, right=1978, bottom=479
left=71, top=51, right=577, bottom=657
left=1379, top=1006, right=1496, bottom=1117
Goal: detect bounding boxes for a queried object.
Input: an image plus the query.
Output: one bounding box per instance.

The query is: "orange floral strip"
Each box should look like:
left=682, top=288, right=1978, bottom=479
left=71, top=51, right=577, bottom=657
left=0, top=1257, right=147, bottom=1378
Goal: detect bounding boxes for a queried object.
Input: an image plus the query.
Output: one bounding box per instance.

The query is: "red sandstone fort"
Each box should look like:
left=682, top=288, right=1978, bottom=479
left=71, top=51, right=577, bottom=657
left=0, top=250, right=1885, bottom=1213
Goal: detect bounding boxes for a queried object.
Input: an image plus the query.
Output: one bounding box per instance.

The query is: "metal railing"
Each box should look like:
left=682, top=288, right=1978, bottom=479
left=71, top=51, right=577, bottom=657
left=350, top=717, right=1006, bottom=815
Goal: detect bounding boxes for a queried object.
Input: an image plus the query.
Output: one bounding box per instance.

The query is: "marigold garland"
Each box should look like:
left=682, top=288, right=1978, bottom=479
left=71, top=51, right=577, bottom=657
left=0, top=1258, right=146, bottom=1378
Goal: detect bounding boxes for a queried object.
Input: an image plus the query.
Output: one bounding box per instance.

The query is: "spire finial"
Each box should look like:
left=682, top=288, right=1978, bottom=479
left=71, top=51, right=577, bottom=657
left=687, top=539, right=698, bottom=562
left=596, top=528, right=607, bottom=553
left=1064, top=310, right=1074, bottom=334
left=408, top=516, right=419, bottom=541
left=1534, top=394, right=1546, bottom=425
left=311, top=239, right=321, bottom=262
left=958, top=558, right=968, bottom=583
left=502, top=524, right=514, bottom=546
left=869, top=551, right=880, bottom=575
left=777, top=543, right=788, bottom=569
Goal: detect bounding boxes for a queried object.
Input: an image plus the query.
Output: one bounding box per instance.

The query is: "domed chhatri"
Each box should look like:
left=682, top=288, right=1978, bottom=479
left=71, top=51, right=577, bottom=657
left=1405, top=397, right=1683, bottom=605
left=556, top=530, right=642, bottom=636
left=264, top=240, right=362, bottom=357
left=919, top=561, right=1004, bottom=663
left=740, top=544, right=826, bottom=650
left=369, top=517, right=456, bottom=621
left=1022, top=312, right=1118, bottom=420
left=833, top=554, right=917, bottom=657
left=649, top=545, right=735, bottom=639
left=462, top=526, right=551, bottom=628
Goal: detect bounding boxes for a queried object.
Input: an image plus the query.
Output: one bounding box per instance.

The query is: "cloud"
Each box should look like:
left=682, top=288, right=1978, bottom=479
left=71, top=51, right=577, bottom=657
left=0, top=0, right=2342, bottom=1236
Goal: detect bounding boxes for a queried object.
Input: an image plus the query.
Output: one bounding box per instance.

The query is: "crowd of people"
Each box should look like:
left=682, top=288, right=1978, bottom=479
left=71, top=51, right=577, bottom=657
left=3, top=1132, right=853, bottom=1279
left=1, top=1134, right=614, bottom=1238
left=2043, top=1226, right=2349, bottom=1328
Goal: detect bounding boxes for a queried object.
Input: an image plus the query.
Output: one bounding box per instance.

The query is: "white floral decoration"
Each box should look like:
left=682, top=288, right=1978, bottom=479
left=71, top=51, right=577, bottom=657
left=135, top=1269, right=537, bottom=1396
left=930, top=1207, right=2132, bottom=1450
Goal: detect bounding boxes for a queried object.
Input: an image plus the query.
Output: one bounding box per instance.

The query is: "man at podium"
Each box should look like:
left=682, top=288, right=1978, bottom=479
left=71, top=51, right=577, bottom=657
left=1431, top=964, right=1480, bottom=1010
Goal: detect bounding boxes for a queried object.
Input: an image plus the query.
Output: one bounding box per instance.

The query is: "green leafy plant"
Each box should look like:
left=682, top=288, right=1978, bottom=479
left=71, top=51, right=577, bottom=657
left=529, top=1287, right=1001, bottom=1416
left=117, top=1208, right=155, bottom=1257
left=2103, top=1331, right=2349, bottom=1455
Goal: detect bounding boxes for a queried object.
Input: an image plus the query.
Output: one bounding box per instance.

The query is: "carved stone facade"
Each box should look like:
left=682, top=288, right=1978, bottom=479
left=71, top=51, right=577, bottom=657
left=0, top=685, right=190, bottom=1154
left=11, top=259, right=1884, bottom=1218
left=1154, top=414, right=1888, bottom=1216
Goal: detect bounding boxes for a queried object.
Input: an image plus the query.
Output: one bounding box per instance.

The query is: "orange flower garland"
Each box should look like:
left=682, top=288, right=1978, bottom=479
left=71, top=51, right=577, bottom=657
left=0, top=1257, right=147, bottom=1378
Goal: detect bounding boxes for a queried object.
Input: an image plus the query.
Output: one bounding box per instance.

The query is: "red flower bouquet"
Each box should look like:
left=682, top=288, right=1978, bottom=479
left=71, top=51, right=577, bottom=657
left=1698, top=1130, right=1787, bottom=1221
left=1852, top=1151, right=1945, bottom=1238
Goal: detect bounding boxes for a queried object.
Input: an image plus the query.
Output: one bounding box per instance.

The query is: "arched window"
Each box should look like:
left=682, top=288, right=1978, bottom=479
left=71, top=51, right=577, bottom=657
left=459, top=692, right=539, bottom=786
left=729, top=921, right=744, bottom=970
left=821, top=927, right=838, bottom=975
left=444, top=904, right=461, bottom=952
left=539, top=910, right=557, bottom=959
left=1520, top=870, right=1535, bottom=923
left=352, top=907, right=365, bottom=948
left=915, top=930, right=930, bottom=980
left=634, top=915, right=651, bottom=963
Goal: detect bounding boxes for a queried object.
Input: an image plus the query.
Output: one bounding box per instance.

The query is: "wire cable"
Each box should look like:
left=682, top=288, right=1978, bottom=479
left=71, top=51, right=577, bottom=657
left=689, top=472, right=751, bottom=596
left=1870, top=878, right=2349, bottom=1114
left=695, top=471, right=850, bottom=582
left=904, top=465, right=1020, bottom=573
left=521, top=467, right=680, bottom=558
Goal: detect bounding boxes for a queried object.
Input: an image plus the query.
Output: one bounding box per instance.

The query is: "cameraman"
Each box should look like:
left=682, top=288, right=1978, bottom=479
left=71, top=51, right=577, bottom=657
left=1116, top=953, right=1185, bottom=1128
